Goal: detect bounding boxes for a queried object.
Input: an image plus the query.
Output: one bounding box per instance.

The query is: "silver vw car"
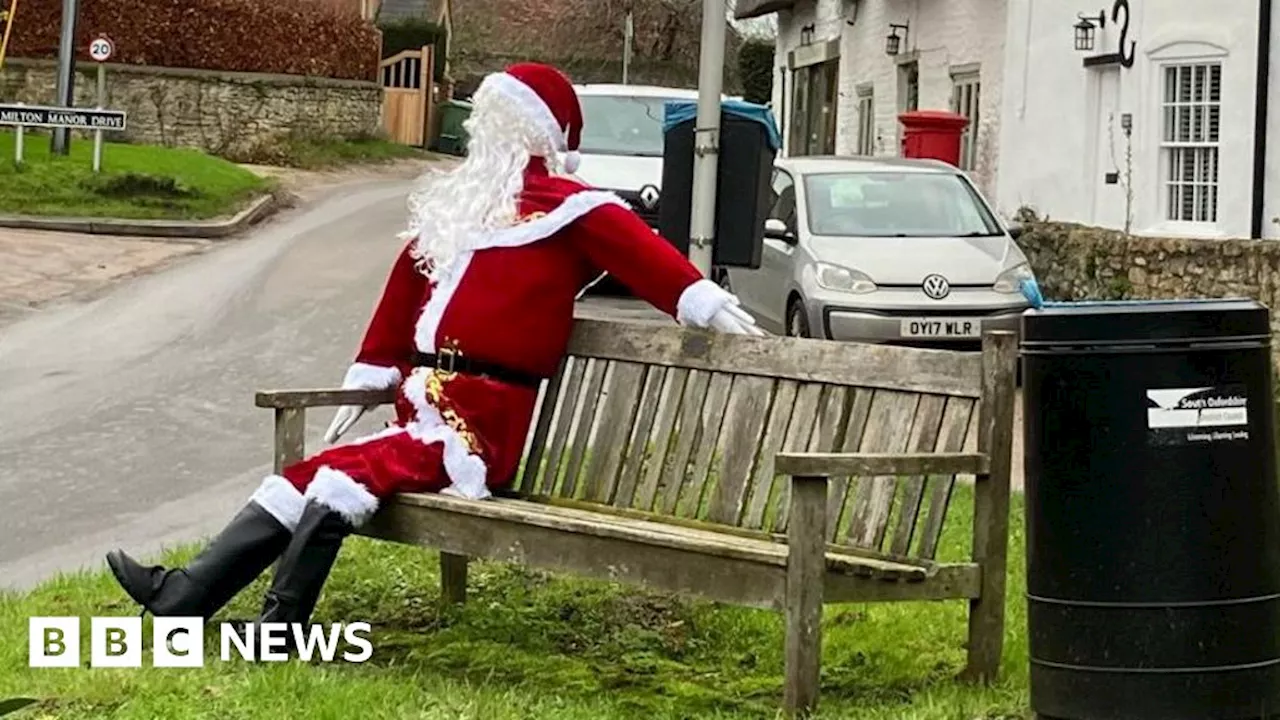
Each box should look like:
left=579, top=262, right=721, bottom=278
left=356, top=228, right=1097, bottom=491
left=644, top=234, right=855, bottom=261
left=721, top=156, right=1035, bottom=348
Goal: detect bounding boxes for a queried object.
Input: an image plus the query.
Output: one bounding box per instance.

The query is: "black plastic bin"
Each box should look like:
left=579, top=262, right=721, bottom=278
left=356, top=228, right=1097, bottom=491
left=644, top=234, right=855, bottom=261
left=1021, top=298, right=1280, bottom=719
left=658, top=99, right=779, bottom=269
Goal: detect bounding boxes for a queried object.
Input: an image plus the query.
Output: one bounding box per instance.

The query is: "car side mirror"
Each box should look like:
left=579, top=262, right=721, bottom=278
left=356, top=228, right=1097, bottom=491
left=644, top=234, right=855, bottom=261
left=764, top=218, right=796, bottom=243
left=1006, top=221, right=1024, bottom=240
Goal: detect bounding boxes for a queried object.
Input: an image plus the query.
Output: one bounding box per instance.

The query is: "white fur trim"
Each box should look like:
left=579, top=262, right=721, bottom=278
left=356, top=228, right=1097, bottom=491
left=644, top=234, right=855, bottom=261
left=400, top=367, right=494, bottom=501
left=563, top=150, right=580, bottom=174
left=482, top=72, right=566, bottom=150
left=306, top=466, right=380, bottom=527
left=342, top=362, right=403, bottom=391
left=414, top=250, right=475, bottom=354
left=479, top=191, right=628, bottom=251
left=250, top=475, right=307, bottom=532
left=677, top=279, right=734, bottom=328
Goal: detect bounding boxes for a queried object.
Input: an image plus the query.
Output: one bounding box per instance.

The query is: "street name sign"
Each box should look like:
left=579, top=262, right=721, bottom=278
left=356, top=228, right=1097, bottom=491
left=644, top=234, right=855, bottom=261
left=0, top=104, right=127, bottom=131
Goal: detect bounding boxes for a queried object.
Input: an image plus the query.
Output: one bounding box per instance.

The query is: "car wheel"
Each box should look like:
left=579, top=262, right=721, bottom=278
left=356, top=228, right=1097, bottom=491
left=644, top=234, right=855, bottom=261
left=786, top=298, right=811, bottom=338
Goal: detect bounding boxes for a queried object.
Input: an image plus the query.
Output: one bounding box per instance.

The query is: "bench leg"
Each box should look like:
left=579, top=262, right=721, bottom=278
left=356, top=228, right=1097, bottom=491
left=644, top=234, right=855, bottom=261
left=963, top=571, right=1007, bottom=682
left=784, top=475, right=827, bottom=718
left=439, top=552, right=469, bottom=605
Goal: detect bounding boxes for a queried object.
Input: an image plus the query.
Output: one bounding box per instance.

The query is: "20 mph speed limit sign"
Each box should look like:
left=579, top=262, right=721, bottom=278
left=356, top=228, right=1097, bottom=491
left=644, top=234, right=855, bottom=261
left=89, top=37, right=113, bottom=62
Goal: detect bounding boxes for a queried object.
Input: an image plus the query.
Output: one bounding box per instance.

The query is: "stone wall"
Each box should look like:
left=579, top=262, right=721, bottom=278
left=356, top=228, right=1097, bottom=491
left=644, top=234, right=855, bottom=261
left=0, top=59, right=382, bottom=160
left=1018, top=220, right=1280, bottom=366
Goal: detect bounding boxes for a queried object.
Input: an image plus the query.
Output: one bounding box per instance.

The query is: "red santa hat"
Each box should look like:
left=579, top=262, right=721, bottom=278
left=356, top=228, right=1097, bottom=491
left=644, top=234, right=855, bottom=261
left=482, top=62, right=584, bottom=173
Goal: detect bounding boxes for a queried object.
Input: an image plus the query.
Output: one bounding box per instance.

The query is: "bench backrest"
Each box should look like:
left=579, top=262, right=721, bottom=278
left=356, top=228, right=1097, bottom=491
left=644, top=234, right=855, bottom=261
left=517, top=319, right=992, bottom=562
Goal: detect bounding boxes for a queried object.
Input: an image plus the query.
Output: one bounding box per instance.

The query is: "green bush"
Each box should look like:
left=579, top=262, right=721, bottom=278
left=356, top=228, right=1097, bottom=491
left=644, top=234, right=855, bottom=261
left=378, top=17, right=447, bottom=82
left=737, top=38, right=775, bottom=105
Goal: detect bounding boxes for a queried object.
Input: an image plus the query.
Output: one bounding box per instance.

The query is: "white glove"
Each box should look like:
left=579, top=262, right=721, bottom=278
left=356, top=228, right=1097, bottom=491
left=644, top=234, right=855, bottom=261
left=709, top=301, right=766, bottom=336
left=323, top=363, right=401, bottom=445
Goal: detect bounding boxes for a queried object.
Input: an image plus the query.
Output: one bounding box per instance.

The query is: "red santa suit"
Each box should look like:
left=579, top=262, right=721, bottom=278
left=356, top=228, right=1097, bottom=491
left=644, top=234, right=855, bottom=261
left=272, top=65, right=754, bottom=526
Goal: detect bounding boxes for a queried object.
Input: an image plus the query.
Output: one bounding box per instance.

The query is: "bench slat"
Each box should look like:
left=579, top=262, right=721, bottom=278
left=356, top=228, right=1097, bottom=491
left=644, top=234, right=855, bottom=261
left=612, top=365, right=667, bottom=509
left=632, top=367, right=687, bottom=512
left=842, top=391, right=922, bottom=547
left=566, top=319, right=983, bottom=397
left=680, top=371, right=734, bottom=518
left=919, top=399, right=981, bottom=560
left=774, top=385, right=850, bottom=533
left=659, top=369, right=711, bottom=514
left=766, top=382, right=825, bottom=534
left=886, top=394, right=949, bottom=555
left=562, top=358, right=610, bottom=499
left=518, top=358, right=566, bottom=494
left=539, top=356, right=589, bottom=494
left=740, top=380, right=800, bottom=530
left=824, top=388, right=876, bottom=541
left=707, top=374, right=776, bottom=525
left=585, top=361, right=647, bottom=503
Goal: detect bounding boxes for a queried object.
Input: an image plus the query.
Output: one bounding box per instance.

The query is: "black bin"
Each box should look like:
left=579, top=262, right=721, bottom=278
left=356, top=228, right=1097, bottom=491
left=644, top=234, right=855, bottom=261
left=659, top=99, right=779, bottom=269
left=1021, top=298, right=1280, bottom=719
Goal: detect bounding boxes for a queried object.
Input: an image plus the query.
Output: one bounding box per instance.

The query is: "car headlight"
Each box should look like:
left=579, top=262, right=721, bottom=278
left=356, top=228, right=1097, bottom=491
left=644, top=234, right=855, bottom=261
left=993, top=262, right=1036, bottom=294
left=814, top=262, right=877, bottom=294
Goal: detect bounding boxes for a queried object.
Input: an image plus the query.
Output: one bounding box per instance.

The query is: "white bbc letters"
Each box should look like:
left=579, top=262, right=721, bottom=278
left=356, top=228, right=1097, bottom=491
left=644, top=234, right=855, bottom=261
left=28, top=617, right=80, bottom=668
left=154, top=617, right=205, bottom=668
left=91, top=617, right=142, bottom=667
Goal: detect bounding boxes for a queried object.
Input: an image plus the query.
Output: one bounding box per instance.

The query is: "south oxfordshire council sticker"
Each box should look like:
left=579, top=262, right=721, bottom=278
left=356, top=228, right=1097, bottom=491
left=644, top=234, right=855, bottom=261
left=1146, top=385, right=1250, bottom=446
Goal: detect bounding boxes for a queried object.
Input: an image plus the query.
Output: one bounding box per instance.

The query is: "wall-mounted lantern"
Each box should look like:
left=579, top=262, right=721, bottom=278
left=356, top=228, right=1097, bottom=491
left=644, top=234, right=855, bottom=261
left=800, top=23, right=815, bottom=46
left=885, top=22, right=909, bottom=56
left=1074, top=11, right=1107, bottom=52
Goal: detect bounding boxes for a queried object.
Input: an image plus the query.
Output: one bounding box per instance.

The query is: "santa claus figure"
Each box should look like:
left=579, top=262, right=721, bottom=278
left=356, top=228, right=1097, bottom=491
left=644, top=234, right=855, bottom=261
left=106, top=62, right=761, bottom=629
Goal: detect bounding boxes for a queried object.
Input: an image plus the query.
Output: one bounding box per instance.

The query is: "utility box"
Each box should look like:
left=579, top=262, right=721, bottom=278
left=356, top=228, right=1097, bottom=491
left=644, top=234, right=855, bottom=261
left=659, top=99, right=780, bottom=269
left=1021, top=298, right=1280, bottom=720
left=898, top=110, right=969, bottom=167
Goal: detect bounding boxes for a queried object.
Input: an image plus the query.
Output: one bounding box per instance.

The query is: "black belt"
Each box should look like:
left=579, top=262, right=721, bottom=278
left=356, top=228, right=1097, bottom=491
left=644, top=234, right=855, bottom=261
left=414, top=350, right=544, bottom=389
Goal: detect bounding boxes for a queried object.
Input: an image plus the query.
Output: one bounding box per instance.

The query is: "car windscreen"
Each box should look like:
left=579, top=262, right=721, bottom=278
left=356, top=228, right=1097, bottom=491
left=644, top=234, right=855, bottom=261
left=577, top=95, right=677, bottom=157
left=802, top=171, right=1003, bottom=237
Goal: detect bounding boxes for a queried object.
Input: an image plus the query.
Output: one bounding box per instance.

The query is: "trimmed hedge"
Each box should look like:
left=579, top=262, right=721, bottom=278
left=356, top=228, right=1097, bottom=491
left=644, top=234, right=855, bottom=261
left=378, top=17, right=447, bottom=82
left=737, top=38, right=774, bottom=105
left=9, top=0, right=380, bottom=81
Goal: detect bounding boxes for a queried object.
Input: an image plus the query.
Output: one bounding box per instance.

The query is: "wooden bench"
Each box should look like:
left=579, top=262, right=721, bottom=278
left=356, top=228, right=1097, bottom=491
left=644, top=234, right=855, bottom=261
left=257, top=318, right=1017, bottom=717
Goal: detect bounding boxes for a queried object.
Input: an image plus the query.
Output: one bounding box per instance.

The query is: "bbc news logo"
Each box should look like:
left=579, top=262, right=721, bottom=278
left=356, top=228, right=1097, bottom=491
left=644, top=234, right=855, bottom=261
left=29, top=617, right=373, bottom=667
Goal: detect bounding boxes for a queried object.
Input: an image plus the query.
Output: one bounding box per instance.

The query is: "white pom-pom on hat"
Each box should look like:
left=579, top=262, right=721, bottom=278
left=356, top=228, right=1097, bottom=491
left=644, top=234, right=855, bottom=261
left=563, top=151, right=581, bottom=174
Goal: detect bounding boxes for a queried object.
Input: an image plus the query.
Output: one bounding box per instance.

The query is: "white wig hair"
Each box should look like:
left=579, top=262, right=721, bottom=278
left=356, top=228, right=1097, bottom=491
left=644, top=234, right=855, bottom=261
left=400, top=76, right=565, bottom=282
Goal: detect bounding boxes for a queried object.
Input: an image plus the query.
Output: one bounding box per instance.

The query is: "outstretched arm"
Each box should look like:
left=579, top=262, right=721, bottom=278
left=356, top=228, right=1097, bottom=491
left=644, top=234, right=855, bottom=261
left=571, top=202, right=761, bottom=334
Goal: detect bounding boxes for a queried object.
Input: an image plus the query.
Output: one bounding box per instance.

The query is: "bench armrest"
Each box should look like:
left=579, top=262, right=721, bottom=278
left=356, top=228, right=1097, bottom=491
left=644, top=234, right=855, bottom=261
left=254, top=388, right=397, bottom=409
left=775, top=452, right=989, bottom=477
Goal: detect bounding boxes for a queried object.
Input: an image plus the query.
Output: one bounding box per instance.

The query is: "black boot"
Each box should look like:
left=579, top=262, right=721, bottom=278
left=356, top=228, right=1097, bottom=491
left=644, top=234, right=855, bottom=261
left=257, top=500, right=353, bottom=626
left=106, top=501, right=292, bottom=619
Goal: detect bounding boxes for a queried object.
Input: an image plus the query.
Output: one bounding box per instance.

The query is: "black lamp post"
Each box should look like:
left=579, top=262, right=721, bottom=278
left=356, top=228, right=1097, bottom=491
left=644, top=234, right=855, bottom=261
left=1074, top=11, right=1106, bottom=52
left=886, top=22, right=909, bottom=56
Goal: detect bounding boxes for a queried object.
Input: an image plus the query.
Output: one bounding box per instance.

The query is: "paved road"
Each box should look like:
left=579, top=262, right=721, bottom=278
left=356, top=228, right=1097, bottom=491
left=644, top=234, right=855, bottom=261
left=0, top=178, right=1022, bottom=591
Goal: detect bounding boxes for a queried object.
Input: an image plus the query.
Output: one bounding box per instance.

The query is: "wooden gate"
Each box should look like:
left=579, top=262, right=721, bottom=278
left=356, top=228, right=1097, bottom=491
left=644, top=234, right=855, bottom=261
left=380, top=44, right=435, bottom=146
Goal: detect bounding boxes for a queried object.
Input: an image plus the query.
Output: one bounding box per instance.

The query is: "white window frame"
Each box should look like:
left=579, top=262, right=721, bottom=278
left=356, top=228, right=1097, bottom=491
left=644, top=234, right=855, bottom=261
left=950, top=69, right=981, bottom=171
left=1158, top=61, right=1221, bottom=225
left=855, top=84, right=874, bottom=156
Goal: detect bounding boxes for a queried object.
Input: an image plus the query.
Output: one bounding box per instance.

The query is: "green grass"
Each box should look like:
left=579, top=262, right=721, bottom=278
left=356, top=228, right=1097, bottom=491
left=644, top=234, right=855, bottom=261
left=0, top=487, right=1030, bottom=719
left=249, top=134, right=432, bottom=170
left=0, top=131, right=270, bottom=221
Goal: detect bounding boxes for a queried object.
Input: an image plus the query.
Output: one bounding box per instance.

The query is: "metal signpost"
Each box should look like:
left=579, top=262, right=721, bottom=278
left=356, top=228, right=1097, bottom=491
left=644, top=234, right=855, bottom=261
left=88, top=35, right=113, bottom=172
left=686, top=0, right=727, bottom=276
left=50, top=0, right=79, bottom=155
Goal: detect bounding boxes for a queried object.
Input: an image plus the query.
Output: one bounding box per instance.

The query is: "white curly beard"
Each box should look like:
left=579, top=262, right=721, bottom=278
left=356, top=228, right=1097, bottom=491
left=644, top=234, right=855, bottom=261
left=401, top=77, right=566, bottom=284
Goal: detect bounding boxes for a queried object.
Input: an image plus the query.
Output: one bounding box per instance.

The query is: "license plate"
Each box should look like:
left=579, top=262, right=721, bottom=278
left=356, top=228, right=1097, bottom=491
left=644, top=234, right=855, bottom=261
left=899, top=318, right=982, bottom=338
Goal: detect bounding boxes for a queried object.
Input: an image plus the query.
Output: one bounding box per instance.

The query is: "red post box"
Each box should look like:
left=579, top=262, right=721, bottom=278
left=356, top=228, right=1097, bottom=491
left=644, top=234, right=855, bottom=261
left=898, top=110, right=970, bottom=167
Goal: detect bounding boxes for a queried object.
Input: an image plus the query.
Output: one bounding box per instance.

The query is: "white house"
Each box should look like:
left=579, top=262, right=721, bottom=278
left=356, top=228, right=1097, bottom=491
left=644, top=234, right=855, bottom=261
left=735, top=0, right=1010, bottom=195
left=739, top=0, right=1280, bottom=240
left=997, top=0, right=1276, bottom=240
